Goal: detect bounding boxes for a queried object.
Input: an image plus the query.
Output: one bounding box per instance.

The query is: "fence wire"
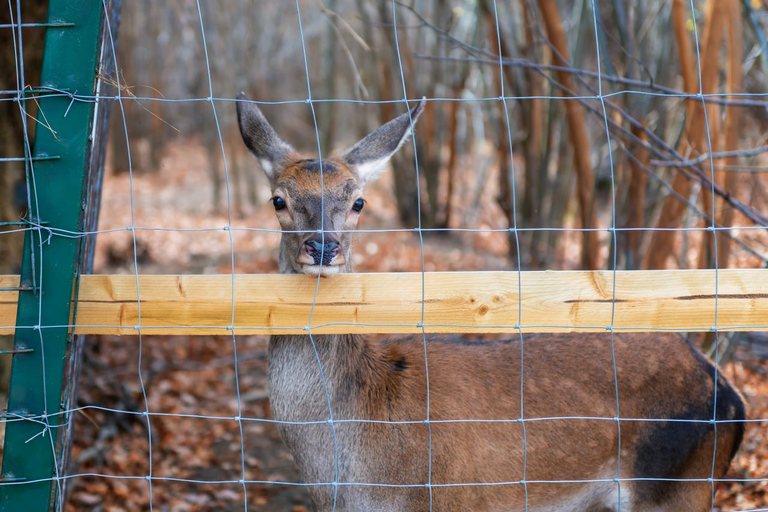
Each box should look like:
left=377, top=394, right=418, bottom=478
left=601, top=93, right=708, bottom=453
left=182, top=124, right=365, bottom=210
left=1, top=1, right=767, bottom=511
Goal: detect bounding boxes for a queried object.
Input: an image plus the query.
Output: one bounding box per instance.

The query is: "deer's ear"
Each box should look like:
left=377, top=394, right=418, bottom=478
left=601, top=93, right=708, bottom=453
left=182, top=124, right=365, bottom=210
left=343, top=99, right=425, bottom=185
left=236, top=92, right=295, bottom=178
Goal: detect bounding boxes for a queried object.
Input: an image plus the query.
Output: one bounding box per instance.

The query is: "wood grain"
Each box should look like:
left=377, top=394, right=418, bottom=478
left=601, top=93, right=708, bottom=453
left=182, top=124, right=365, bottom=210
left=0, top=275, right=20, bottom=331
left=1, top=270, right=766, bottom=335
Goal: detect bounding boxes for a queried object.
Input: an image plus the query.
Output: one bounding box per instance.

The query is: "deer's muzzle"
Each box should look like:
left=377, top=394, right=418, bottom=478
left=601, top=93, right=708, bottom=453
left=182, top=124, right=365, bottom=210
left=304, top=238, right=340, bottom=266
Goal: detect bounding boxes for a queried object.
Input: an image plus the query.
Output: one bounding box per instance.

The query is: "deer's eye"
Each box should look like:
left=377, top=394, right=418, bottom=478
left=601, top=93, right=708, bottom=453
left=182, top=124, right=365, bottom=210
left=272, top=197, right=286, bottom=211
left=352, top=198, right=365, bottom=213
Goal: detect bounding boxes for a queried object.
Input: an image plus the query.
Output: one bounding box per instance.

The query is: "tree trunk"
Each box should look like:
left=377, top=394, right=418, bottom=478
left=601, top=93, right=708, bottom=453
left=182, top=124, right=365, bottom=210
left=320, top=0, right=338, bottom=155
left=717, top=0, right=743, bottom=268
left=537, top=0, right=599, bottom=269
left=377, top=2, right=420, bottom=227
left=522, top=0, right=544, bottom=268
left=645, top=0, right=725, bottom=269
left=626, top=124, right=648, bottom=270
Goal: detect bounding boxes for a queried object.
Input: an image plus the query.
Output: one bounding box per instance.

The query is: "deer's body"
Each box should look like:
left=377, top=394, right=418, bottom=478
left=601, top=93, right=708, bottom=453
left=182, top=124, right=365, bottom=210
left=236, top=94, right=746, bottom=511
left=269, top=332, right=743, bottom=511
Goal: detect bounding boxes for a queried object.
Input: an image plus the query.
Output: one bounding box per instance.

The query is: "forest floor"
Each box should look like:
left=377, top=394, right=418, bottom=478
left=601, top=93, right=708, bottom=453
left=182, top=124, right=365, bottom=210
left=59, top=141, right=768, bottom=511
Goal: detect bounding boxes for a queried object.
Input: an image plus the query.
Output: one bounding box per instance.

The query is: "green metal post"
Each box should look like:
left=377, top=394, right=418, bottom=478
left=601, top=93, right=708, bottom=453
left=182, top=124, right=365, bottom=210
left=0, top=1, right=107, bottom=510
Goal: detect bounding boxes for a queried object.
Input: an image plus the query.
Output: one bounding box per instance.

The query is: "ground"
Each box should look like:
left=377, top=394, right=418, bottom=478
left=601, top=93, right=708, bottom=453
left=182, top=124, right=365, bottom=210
left=60, top=141, right=767, bottom=511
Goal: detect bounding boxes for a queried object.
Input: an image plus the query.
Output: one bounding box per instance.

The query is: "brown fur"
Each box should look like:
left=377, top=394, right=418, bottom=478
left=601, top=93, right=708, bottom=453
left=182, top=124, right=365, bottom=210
left=268, top=333, right=744, bottom=511
left=236, top=95, right=745, bottom=511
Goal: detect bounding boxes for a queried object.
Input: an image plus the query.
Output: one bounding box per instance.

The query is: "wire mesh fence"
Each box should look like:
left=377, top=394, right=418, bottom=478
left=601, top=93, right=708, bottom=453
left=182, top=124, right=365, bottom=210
left=1, top=0, right=768, bottom=510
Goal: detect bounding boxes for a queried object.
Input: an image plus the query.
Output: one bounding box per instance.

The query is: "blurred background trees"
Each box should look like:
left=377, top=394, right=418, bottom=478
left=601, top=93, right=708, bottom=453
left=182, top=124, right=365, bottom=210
left=97, top=0, right=768, bottom=272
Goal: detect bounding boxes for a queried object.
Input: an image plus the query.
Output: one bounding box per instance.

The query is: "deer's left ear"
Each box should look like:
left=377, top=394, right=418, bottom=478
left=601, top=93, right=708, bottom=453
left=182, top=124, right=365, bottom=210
left=343, top=99, right=425, bottom=185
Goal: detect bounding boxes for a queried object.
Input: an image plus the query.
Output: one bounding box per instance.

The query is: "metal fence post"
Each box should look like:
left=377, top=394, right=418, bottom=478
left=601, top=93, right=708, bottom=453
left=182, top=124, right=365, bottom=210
left=0, top=1, right=112, bottom=510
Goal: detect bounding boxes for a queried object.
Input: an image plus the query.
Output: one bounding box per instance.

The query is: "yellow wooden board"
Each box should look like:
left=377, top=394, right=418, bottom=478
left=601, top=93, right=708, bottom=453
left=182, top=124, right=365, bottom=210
left=0, top=275, right=20, bottom=332
left=0, top=270, right=767, bottom=335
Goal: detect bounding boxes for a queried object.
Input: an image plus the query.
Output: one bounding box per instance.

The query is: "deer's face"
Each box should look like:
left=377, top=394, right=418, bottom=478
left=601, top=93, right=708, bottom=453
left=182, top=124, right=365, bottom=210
left=270, top=157, right=364, bottom=276
left=236, top=93, right=424, bottom=277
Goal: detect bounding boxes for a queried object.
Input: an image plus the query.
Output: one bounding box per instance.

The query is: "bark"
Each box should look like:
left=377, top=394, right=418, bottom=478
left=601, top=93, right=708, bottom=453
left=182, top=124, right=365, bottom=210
left=320, top=0, right=338, bottom=155
left=481, top=0, right=512, bottom=234
left=537, top=0, right=599, bottom=269
left=672, top=0, right=697, bottom=118
left=717, top=0, right=744, bottom=268
left=522, top=0, right=544, bottom=268
left=442, top=90, right=461, bottom=229
left=377, top=2, right=420, bottom=227
left=645, top=0, right=725, bottom=269
left=626, top=124, right=648, bottom=270
left=480, top=0, right=532, bottom=263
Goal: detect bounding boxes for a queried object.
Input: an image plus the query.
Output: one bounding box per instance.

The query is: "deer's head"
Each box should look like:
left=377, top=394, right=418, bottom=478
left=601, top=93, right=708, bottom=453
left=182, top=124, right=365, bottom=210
left=237, top=93, right=425, bottom=277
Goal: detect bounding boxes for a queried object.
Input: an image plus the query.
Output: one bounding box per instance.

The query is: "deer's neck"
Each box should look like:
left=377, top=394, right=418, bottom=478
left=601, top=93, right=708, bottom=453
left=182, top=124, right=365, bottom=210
left=268, top=333, right=388, bottom=422
left=270, top=242, right=381, bottom=422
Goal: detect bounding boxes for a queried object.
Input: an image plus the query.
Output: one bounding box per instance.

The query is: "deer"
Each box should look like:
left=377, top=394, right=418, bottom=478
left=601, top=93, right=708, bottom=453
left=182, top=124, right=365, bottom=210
left=235, top=92, right=746, bottom=512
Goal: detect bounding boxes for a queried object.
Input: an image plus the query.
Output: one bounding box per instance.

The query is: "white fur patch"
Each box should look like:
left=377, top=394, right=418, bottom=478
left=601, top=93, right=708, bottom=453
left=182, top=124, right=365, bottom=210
left=259, top=158, right=274, bottom=178
left=355, top=156, right=390, bottom=186
left=603, top=486, right=632, bottom=511
left=301, top=264, right=341, bottom=277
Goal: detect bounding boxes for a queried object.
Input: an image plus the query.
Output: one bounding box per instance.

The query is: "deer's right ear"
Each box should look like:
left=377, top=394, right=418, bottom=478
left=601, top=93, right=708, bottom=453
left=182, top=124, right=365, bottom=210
left=236, top=92, right=295, bottom=179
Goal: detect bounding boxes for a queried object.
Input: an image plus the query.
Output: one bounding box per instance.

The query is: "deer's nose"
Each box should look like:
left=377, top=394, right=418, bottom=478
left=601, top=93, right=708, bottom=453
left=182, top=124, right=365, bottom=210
left=305, top=238, right=339, bottom=265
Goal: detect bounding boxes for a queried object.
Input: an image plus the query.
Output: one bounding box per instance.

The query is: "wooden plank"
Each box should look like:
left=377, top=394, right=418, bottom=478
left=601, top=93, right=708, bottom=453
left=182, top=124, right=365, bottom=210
left=0, top=270, right=767, bottom=335
left=0, top=275, right=20, bottom=331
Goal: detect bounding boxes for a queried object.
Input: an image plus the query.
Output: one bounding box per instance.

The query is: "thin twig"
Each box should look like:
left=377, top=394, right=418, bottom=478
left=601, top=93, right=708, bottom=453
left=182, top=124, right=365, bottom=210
left=651, top=145, right=768, bottom=167
left=414, top=54, right=768, bottom=108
